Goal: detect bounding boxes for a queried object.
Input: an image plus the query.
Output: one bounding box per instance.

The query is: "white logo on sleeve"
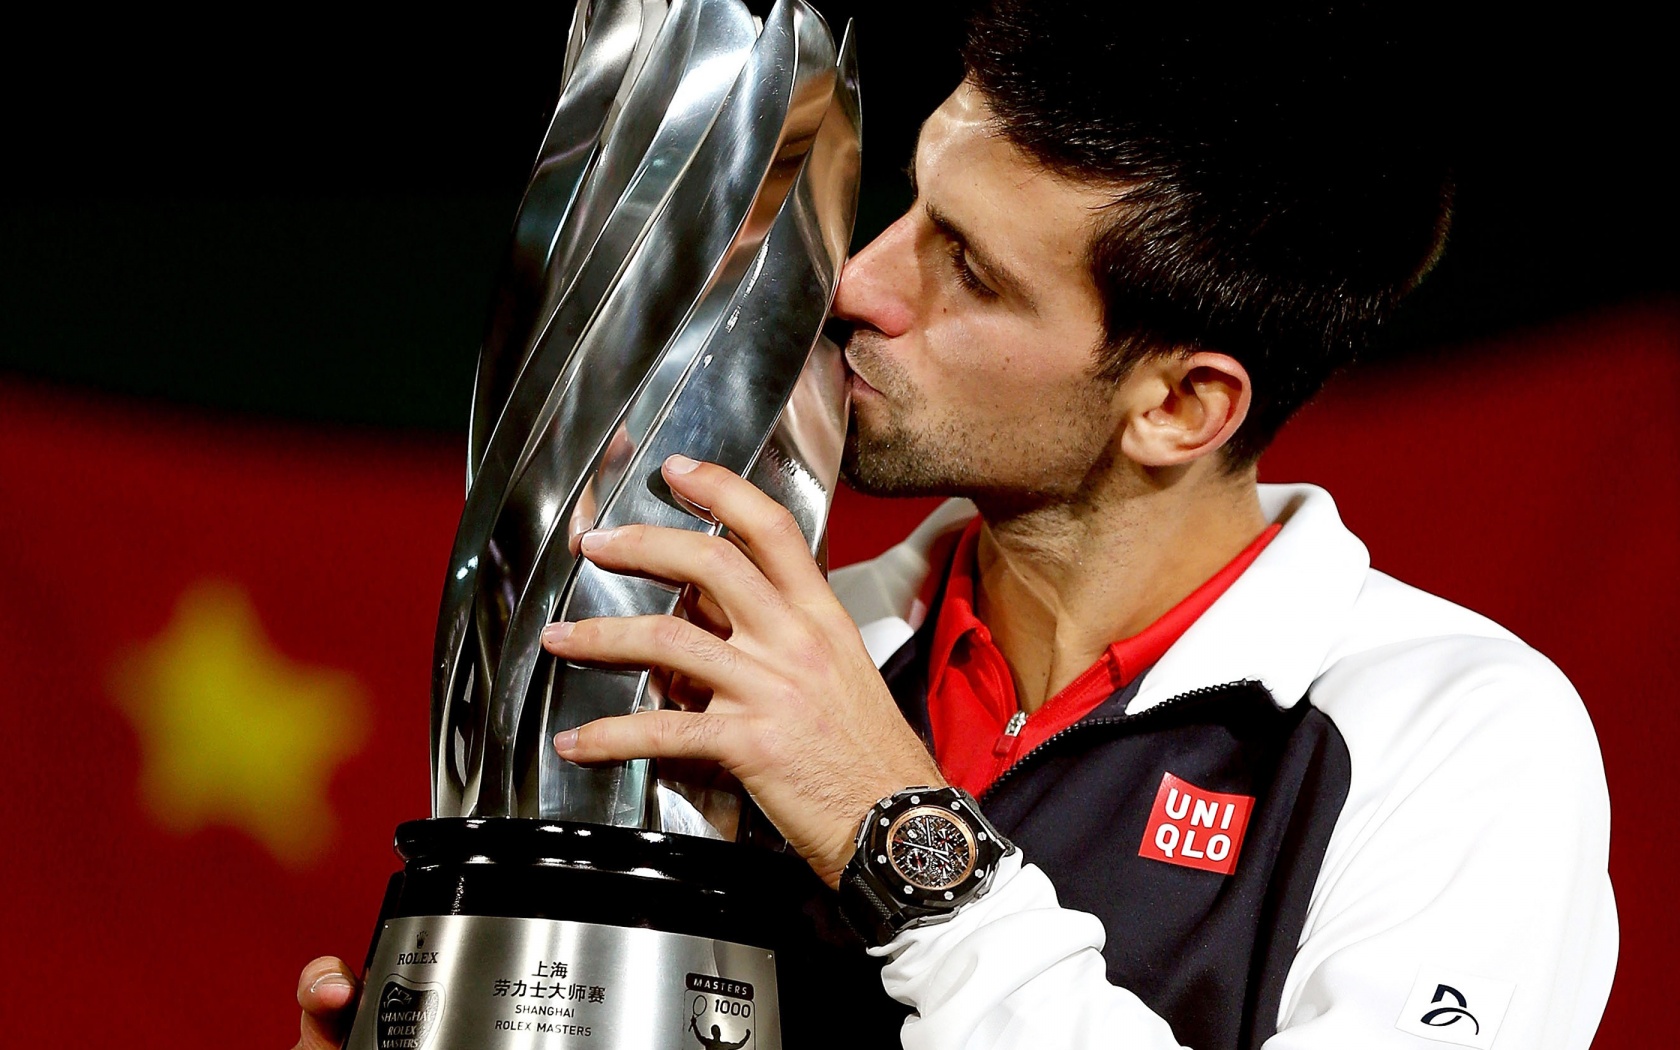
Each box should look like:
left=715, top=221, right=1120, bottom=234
left=1394, top=968, right=1516, bottom=1048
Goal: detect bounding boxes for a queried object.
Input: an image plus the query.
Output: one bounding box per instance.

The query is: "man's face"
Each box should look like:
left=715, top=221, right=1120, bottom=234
left=834, top=81, right=1122, bottom=505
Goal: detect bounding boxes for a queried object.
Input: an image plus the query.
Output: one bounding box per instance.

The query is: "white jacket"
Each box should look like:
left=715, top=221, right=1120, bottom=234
left=829, top=483, right=1616, bottom=1050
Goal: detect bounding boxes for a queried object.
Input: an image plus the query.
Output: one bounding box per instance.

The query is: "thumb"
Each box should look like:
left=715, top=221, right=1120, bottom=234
left=293, top=956, right=359, bottom=1050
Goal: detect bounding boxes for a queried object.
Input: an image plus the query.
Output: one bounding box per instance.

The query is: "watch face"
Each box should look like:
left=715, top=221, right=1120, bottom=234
left=885, top=805, right=978, bottom=891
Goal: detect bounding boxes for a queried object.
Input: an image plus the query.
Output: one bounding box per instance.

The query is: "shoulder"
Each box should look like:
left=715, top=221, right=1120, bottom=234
left=1283, top=574, right=1616, bottom=1047
left=1308, top=568, right=1608, bottom=854
left=1315, top=569, right=1595, bottom=749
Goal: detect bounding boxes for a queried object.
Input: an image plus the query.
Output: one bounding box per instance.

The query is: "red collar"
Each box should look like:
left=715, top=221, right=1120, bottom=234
left=926, top=517, right=1282, bottom=796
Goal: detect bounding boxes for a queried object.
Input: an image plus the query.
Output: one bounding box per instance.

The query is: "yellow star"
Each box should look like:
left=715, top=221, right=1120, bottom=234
left=111, top=579, right=369, bottom=867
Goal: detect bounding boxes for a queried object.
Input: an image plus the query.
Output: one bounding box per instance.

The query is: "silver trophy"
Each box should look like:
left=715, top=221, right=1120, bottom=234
left=345, top=2, right=861, bottom=1047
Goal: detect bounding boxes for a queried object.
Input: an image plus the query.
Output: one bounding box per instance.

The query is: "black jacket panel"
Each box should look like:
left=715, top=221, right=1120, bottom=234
left=882, top=626, right=1352, bottom=1050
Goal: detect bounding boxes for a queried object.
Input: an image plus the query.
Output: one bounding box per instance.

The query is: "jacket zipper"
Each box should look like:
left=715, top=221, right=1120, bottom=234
left=979, top=681, right=1261, bottom=804
left=992, top=710, right=1028, bottom=756
left=987, top=709, right=1030, bottom=783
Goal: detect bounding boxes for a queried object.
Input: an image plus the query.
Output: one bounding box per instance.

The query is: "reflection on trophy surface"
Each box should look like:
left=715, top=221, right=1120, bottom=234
left=344, top=1, right=860, bottom=1047
left=434, top=0, right=855, bottom=832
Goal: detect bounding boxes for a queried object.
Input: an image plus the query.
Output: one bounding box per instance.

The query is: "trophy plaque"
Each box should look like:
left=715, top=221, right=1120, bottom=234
left=344, top=1, right=866, bottom=1046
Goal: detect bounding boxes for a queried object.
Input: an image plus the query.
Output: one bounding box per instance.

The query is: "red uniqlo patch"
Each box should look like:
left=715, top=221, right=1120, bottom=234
left=1137, top=772, right=1255, bottom=875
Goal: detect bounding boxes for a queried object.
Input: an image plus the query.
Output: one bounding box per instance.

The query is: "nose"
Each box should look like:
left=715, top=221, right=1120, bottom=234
left=830, top=211, right=918, bottom=339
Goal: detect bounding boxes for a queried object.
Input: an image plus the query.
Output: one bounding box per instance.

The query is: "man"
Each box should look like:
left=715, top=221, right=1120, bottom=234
left=294, top=4, right=1615, bottom=1047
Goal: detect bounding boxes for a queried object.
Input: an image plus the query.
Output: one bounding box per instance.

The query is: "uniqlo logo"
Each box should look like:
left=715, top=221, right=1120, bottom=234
left=1137, top=772, right=1255, bottom=875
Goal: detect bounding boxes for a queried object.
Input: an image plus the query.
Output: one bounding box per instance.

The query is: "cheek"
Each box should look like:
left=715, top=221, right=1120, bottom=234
left=926, top=313, right=1096, bottom=413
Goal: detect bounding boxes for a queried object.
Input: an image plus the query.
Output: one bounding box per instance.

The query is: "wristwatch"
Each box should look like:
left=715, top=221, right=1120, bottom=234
left=837, top=785, right=1015, bottom=948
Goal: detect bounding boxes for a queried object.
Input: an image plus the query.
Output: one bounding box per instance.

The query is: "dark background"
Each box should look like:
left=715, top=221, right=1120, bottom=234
left=2, top=2, right=1671, bottom=428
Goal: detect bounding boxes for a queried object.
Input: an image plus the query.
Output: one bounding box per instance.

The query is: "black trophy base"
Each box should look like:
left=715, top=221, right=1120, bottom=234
left=344, top=818, right=906, bottom=1049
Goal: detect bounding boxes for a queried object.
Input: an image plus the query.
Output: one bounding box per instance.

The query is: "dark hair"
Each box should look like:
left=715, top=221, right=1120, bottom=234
left=961, top=1, right=1454, bottom=465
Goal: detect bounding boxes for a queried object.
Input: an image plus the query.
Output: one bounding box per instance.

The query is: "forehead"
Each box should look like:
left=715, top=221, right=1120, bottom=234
left=914, top=82, right=1115, bottom=292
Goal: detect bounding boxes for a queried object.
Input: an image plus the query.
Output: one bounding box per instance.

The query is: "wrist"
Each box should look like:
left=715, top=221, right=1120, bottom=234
left=836, top=786, right=1015, bottom=948
left=814, top=772, right=951, bottom=890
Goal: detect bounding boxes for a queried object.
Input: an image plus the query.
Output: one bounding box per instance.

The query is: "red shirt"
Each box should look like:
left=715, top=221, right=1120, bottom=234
left=927, top=518, right=1282, bottom=796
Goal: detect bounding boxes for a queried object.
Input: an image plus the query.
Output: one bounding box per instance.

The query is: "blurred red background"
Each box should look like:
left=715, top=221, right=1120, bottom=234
left=0, top=300, right=1670, bottom=1046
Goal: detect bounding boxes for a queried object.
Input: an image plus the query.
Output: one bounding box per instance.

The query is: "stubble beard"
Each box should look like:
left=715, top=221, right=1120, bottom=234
left=838, top=334, right=1119, bottom=511
left=839, top=333, right=983, bottom=497
left=840, top=336, right=956, bottom=497
left=839, top=384, right=1112, bottom=513
left=840, top=407, right=963, bottom=498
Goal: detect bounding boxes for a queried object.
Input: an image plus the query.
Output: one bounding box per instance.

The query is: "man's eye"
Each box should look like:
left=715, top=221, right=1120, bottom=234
left=947, top=243, right=998, bottom=299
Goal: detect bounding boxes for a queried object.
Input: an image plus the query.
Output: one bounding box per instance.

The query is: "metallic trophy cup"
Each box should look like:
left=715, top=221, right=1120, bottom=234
left=344, top=1, right=862, bottom=1047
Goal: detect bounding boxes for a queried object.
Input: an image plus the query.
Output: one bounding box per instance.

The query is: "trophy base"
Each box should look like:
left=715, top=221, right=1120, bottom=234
left=344, top=818, right=898, bottom=1050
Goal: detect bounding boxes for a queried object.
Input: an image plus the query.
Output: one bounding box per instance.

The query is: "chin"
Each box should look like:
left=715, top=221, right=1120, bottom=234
left=840, top=421, right=946, bottom=499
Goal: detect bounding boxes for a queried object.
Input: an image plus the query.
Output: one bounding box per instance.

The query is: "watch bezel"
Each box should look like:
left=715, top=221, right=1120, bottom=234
left=855, top=788, right=1005, bottom=911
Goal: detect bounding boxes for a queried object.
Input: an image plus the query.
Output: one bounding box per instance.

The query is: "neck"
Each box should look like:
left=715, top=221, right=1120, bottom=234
left=972, top=461, right=1266, bottom=713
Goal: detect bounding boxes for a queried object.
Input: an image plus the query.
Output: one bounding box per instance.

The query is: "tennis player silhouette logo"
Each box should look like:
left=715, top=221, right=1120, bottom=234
left=689, top=1015, right=750, bottom=1049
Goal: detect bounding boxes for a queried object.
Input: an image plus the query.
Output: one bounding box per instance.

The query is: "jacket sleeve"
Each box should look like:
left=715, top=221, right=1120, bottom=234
left=872, top=851, right=1193, bottom=1050
left=871, top=637, right=1616, bottom=1050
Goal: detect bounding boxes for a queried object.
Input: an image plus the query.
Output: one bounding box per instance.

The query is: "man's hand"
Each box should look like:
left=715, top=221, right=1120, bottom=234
left=291, top=956, right=358, bottom=1050
left=544, top=455, right=945, bottom=889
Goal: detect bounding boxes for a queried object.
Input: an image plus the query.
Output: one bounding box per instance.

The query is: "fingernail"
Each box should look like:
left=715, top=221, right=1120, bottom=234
left=579, top=528, right=615, bottom=552
left=542, top=621, right=574, bottom=645
left=665, top=454, right=699, bottom=474
left=553, top=729, right=579, bottom=753
left=309, top=973, right=355, bottom=998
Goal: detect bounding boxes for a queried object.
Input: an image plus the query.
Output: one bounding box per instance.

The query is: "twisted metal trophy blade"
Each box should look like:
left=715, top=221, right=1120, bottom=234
left=347, top=3, right=863, bottom=1047
left=465, top=0, right=643, bottom=486
left=436, top=0, right=853, bottom=825
left=540, top=26, right=860, bottom=828
left=443, top=0, right=648, bottom=815
left=438, top=0, right=761, bottom=820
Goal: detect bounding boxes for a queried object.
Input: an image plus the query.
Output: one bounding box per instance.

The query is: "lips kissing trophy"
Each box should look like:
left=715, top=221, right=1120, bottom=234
left=344, top=2, right=861, bottom=1047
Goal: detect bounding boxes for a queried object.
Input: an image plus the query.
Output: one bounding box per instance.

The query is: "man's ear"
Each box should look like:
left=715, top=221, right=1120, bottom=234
left=1117, top=352, right=1253, bottom=468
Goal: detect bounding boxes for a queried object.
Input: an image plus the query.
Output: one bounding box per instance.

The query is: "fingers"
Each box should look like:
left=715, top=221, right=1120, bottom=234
left=659, top=455, right=830, bottom=601
left=575, top=526, right=788, bottom=635
left=543, top=614, right=763, bottom=698
left=295, top=956, right=358, bottom=1050
left=555, top=709, right=738, bottom=767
